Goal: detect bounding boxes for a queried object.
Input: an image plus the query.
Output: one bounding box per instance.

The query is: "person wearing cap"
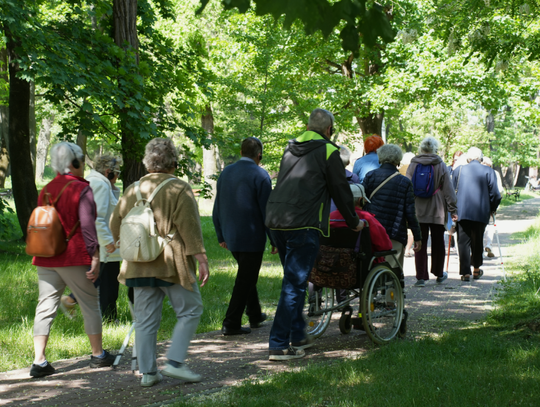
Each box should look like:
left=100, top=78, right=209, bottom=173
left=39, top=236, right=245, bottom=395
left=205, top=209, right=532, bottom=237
left=213, top=137, right=276, bottom=336
left=352, top=135, right=384, bottom=183
left=330, top=184, right=392, bottom=255
left=362, top=144, right=422, bottom=269
left=406, top=137, right=458, bottom=287
left=453, top=147, right=501, bottom=281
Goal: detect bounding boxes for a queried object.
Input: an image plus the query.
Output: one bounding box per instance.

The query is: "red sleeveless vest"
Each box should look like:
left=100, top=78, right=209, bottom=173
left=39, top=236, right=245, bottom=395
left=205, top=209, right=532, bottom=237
left=33, top=174, right=94, bottom=268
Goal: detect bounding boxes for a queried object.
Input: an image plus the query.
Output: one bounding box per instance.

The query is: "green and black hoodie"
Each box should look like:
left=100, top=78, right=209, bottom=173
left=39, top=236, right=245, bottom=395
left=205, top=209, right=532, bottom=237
left=265, top=131, right=360, bottom=237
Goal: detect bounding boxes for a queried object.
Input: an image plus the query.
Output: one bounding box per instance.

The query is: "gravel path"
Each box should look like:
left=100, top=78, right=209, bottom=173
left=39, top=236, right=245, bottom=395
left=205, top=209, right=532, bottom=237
left=1, top=197, right=539, bottom=406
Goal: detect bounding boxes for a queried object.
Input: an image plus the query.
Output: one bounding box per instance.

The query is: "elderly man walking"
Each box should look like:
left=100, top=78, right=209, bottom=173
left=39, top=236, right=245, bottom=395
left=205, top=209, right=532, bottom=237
left=265, top=108, right=362, bottom=361
left=213, top=137, right=275, bottom=336
left=453, top=147, right=501, bottom=281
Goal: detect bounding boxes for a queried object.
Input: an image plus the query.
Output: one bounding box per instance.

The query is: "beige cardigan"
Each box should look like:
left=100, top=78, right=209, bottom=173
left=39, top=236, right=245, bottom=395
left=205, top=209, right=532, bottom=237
left=110, top=173, right=206, bottom=291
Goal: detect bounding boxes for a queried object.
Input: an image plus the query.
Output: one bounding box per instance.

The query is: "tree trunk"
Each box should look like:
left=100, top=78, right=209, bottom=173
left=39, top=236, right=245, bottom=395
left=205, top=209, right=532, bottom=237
left=29, top=80, right=36, bottom=174
left=6, top=26, right=38, bottom=239
left=202, top=105, right=220, bottom=197
left=0, top=46, right=9, bottom=188
left=35, top=115, right=54, bottom=181
left=356, top=112, right=384, bottom=136
left=113, top=0, right=145, bottom=190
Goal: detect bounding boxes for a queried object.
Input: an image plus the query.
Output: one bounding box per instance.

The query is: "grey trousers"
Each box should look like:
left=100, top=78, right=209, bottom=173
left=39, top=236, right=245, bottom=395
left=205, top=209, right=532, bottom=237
left=134, top=283, right=203, bottom=374
left=34, top=266, right=102, bottom=336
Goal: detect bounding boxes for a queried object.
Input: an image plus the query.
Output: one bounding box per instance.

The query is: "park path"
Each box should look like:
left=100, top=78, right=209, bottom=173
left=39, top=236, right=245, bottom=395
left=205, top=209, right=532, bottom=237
left=1, top=197, right=539, bottom=407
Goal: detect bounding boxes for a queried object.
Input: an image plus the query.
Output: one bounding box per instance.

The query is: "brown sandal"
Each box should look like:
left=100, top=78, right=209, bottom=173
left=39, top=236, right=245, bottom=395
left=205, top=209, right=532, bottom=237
left=473, top=269, right=484, bottom=280
left=461, top=274, right=470, bottom=282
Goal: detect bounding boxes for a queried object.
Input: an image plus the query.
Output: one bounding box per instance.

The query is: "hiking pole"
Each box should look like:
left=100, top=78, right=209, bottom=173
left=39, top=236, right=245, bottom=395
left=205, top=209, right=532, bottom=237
left=445, top=232, right=452, bottom=274
left=492, top=214, right=506, bottom=281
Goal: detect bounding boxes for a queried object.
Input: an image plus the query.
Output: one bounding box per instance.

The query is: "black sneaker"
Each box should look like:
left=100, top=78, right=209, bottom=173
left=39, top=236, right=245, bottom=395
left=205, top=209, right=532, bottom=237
left=250, top=313, right=267, bottom=328
left=269, top=346, right=305, bottom=361
left=90, top=350, right=116, bottom=368
left=30, top=362, right=55, bottom=378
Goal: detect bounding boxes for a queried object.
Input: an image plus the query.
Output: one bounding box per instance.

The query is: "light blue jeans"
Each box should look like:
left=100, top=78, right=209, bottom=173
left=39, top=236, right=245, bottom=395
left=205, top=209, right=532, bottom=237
left=269, top=229, right=320, bottom=350
left=134, top=283, right=203, bottom=373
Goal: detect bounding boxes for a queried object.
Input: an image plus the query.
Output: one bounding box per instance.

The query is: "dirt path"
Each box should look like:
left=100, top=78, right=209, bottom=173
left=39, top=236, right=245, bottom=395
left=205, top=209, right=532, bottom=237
left=1, top=198, right=539, bottom=407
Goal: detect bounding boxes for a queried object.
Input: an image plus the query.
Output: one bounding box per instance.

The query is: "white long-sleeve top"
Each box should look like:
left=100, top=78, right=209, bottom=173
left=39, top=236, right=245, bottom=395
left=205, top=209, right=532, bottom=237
left=86, top=169, right=122, bottom=262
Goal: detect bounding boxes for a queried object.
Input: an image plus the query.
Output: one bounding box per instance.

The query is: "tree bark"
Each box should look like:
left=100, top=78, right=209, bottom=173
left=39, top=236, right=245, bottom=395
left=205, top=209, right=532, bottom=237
left=113, top=0, right=146, bottom=190
left=35, top=115, right=54, bottom=181
left=0, top=46, right=9, bottom=188
left=5, top=25, right=38, bottom=239
left=356, top=112, right=384, bottom=136
left=29, top=80, right=36, bottom=174
left=202, top=104, right=220, bottom=197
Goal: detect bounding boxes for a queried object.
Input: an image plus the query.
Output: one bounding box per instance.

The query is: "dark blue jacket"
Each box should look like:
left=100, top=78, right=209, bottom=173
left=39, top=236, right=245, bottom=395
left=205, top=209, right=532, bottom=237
left=212, top=158, right=273, bottom=252
left=453, top=160, right=501, bottom=224
left=362, top=163, right=421, bottom=245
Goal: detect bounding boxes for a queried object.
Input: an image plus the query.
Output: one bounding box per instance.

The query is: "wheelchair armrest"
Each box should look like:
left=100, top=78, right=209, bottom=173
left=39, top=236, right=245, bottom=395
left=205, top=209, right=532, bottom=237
left=373, top=249, right=397, bottom=257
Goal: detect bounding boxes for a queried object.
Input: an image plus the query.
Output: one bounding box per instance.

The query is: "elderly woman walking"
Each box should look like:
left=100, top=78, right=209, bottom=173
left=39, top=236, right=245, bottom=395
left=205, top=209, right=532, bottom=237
left=362, top=144, right=422, bottom=268
left=30, top=142, right=115, bottom=378
left=110, top=138, right=209, bottom=387
left=406, top=137, right=458, bottom=287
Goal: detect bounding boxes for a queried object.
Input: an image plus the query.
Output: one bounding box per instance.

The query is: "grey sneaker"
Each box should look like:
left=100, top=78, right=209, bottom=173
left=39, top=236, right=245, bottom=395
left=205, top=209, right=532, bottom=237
left=162, top=364, right=202, bottom=382
left=414, top=279, right=425, bottom=287
left=141, top=371, right=163, bottom=387
left=269, top=346, right=306, bottom=361
left=436, top=272, right=448, bottom=284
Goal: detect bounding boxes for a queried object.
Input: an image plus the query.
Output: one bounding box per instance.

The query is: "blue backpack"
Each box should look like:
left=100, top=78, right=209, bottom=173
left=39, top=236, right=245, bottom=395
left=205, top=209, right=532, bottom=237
left=412, top=164, right=438, bottom=198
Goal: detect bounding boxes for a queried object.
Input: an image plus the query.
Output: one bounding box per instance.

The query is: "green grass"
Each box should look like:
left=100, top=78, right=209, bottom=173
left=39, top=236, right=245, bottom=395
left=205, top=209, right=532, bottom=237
left=0, top=215, right=283, bottom=371
left=170, top=220, right=540, bottom=407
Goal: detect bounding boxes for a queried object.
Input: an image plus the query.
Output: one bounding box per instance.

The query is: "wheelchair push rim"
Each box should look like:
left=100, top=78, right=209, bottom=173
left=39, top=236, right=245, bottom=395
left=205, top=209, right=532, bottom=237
left=305, top=286, right=334, bottom=338
left=360, top=264, right=404, bottom=345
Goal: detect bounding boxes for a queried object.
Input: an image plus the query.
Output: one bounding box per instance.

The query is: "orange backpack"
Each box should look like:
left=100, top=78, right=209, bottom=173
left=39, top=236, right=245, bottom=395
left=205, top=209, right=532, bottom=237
left=26, top=181, right=80, bottom=257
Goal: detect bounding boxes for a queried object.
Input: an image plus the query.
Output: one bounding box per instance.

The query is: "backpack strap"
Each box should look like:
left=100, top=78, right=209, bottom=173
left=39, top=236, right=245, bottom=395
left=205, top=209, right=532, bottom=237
left=147, top=178, right=176, bottom=203
left=136, top=177, right=177, bottom=241
left=369, top=172, right=399, bottom=200
left=43, top=180, right=80, bottom=240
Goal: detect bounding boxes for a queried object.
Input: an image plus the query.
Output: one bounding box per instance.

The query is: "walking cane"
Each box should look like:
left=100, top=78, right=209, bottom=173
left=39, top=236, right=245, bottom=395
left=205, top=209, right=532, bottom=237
left=445, top=233, right=452, bottom=274
left=492, top=214, right=506, bottom=281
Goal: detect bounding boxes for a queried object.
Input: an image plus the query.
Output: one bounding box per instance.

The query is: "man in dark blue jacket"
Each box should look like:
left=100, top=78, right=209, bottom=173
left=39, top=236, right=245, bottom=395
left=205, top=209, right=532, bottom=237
left=453, top=147, right=501, bottom=281
left=265, top=108, right=362, bottom=361
left=213, top=137, right=276, bottom=336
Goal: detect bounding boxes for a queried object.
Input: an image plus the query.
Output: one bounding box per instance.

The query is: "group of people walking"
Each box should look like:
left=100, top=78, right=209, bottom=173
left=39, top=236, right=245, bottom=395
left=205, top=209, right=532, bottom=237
left=28, top=107, right=502, bottom=385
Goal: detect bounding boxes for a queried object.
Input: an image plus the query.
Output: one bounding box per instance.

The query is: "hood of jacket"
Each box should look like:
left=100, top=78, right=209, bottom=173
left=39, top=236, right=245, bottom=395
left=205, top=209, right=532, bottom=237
left=287, top=131, right=334, bottom=158
left=411, top=153, right=443, bottom=166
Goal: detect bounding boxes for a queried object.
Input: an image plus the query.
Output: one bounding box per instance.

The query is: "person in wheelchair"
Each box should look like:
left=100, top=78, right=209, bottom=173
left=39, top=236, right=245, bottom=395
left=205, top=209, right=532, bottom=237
left=309, top=184, right=392, bottom=306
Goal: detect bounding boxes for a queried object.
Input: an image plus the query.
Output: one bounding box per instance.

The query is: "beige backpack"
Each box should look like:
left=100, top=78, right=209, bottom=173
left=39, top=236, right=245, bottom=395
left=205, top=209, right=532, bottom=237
left=118, top=178, right=176, bottom=262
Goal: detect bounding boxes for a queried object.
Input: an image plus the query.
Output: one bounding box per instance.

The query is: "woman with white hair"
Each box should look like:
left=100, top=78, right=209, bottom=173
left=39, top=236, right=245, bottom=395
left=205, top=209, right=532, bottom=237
left=362, top=144, right=422, bottom=269
left=110, top=138, right=209, bottom=387
left=452, top=147, right=502, bottom=281
left=30, top=142, right=115, bottom=378
left=406, top=136, right=458, bottom=287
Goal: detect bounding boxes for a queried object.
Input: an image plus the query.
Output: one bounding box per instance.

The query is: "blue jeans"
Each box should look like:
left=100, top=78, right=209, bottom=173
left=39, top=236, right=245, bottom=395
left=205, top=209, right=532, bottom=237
left=269, top=229, right=320, bottom=350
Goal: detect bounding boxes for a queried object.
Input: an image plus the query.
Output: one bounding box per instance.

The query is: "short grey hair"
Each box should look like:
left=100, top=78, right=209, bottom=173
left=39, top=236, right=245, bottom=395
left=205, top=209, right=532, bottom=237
left=377, top=144, right=403, bottom=166
left=467, top=147, right=483, bottom=163
left=95, top=154, right=123, bottom=175
left=308, top=108, right=334, bottom=134
left=419, top=136, right=440, bottom=154
left=339, top=145, right=351, bottom=166
left=50, top=142, right=84, bottom=174
left=143, top=138, right=178, bottom=172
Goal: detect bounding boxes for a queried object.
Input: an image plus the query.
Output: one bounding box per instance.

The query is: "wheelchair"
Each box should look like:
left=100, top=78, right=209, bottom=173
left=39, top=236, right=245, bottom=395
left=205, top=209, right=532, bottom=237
left=306, top=225, right=407, bottom=345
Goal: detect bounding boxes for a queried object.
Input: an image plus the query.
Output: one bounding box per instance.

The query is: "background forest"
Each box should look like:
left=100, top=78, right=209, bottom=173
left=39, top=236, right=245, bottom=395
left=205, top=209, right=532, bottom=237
left=1, top=0, right=540, bottom=239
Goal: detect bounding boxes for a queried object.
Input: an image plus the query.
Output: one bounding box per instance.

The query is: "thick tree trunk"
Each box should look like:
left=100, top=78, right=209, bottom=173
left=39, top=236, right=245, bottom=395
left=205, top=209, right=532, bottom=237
left=0, top=46, right=9, bottom=188
left=35, top=115, right=54, bottom=181
left=356, top=112, right=384, bottom=136
left=113, top=0, right=145, bottom=190
left=202, top=105, right=220, bottom=197
left=6, top=27, right=38, bottom=239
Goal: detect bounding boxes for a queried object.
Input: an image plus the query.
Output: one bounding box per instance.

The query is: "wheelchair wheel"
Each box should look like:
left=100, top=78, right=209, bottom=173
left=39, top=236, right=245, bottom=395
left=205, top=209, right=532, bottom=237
left=339, top=312, right=352, bottom=334
left=360, top=265, right=404, bottom=345
left=305, top=287, right=334, bottom=338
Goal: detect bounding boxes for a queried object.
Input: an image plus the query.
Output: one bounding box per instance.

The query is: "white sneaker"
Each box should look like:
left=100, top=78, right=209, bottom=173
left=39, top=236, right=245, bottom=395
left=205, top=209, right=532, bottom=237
left=141, top=371, right=163, bottom=387
left=162, top=364, right=202, bottom=382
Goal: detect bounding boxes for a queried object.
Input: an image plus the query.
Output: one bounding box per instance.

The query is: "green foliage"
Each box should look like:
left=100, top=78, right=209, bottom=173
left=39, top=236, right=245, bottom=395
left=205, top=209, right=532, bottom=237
left=0, top=197, right=15, bottom=241
left=197, top=0, right=395, bottom=55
